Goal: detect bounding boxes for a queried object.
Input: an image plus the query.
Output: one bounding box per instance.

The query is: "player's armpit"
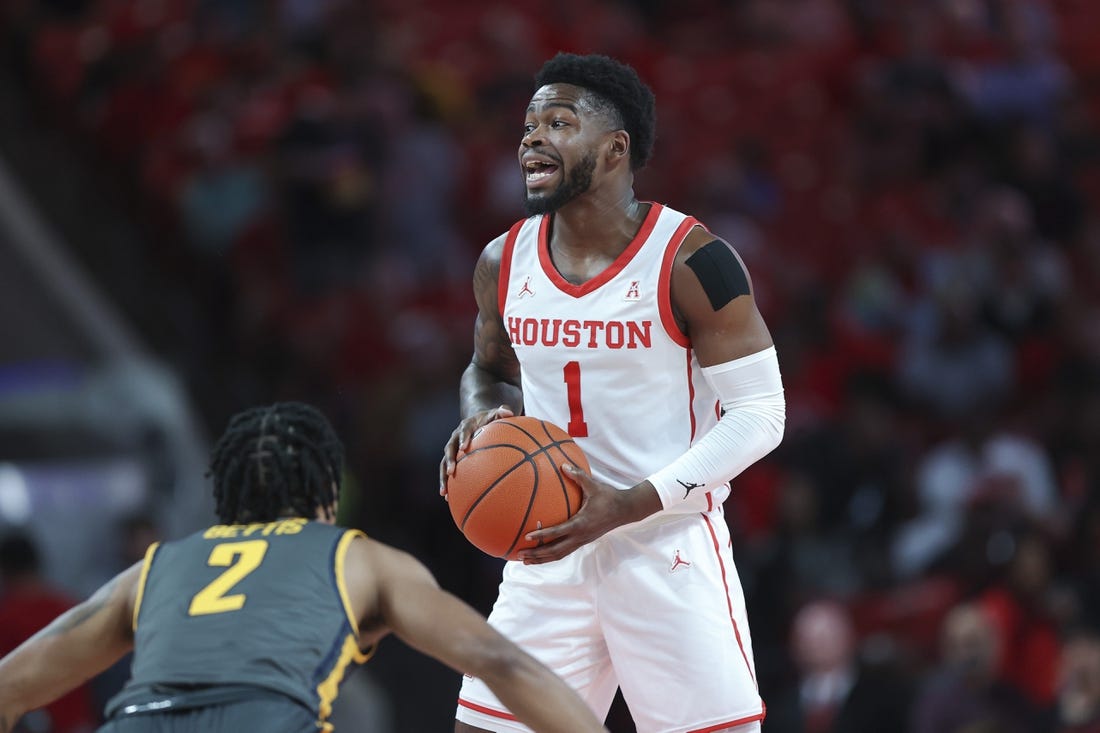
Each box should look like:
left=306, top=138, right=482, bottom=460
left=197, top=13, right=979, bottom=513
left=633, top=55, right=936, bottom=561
left=462, top=237, right=523, bottom=417
left=469, top=238, right=522, bottom=388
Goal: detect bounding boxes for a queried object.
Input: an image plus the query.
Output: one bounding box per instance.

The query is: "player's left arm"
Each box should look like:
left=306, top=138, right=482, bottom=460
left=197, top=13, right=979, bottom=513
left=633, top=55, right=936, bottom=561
left=0, top=562, right=141, bottom=728
left=520, top=228, right=785, bottom=563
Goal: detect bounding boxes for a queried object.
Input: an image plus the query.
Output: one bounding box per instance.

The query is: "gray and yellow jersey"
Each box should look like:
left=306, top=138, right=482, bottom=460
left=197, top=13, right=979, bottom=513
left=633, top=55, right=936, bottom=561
left=108, top=518, right=371, bottom=730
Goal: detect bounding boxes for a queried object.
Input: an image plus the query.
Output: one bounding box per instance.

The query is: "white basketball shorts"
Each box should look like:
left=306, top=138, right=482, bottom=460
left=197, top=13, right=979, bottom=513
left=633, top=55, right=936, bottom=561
left=455, top=509, right=766, bottom=733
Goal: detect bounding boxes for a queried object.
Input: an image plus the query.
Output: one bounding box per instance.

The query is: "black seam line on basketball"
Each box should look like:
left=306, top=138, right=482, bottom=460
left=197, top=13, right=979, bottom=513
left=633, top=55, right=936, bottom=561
left=536, top=422, right=582, bottom=514
left=498, top=419, right=553, bottom=448
left=504, top=461, right=541, bottom=559
left=456, top=438, right=578, bottom=470
left=458, top=443, right=531, bottom=459
left=457, top=439, right=577, bottom=530
left=546, top=442, right=580, bottom=515
left=495, top=421, right=581, bottom=480
left=457, top=448, right=532, bottom=529
left=500, top=414, right=571, bottom=557
left=498, top=439, right=582, bottom=556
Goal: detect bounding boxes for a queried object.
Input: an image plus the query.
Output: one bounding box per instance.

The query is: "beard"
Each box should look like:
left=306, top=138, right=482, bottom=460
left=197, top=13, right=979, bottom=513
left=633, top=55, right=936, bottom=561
left=523, top=152, right=597, bottom=216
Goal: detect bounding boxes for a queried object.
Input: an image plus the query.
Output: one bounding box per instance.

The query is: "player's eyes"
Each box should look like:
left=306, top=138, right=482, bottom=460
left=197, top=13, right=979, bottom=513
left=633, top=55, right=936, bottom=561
left=522, top=119, right=569, bottom=135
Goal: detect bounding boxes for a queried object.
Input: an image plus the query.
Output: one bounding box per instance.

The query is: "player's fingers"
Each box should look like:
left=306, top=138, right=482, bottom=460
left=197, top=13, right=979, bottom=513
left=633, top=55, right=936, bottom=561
left=524, top=516, right=577, bottom=545
left=438, top=456, right=450, bottom=496
left=458, top=415, right=486, bottom=452
left=561, top=463, right=593, bottom=492
left=517, top=536, right=578, bottom=564
left=441, top=433, right=461, bottom=477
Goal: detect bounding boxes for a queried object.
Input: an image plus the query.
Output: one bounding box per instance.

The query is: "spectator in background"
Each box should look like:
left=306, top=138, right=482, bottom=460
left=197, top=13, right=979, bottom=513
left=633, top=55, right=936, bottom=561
left=964, top=187, right=1067, bottom=345
left=178, top=105, right=268, bottom=255
left=743, top=462, right=867, bottom=696
left=897, top=274, right=1015, bottom=421
left=912, top=601, right=1042, bottom=733
left=0, top=532, right=97, bottom=733
left=1046, top=629, right=1100, bottom=733
left=781, top=372, right=913, bottom=587
left=954, top=0, right=1070, bottom=128
left=978, top=528, right=1063, bottom=709
left=766, top=599, right=912, bottom=733
left=89, top=514, right=164, bottom=717
left=892, top=400, right=1061, bottom=580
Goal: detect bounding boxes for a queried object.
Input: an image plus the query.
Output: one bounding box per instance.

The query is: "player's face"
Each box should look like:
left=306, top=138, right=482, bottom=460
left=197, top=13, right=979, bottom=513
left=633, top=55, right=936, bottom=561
left=519, top=84, right=608, bottom=216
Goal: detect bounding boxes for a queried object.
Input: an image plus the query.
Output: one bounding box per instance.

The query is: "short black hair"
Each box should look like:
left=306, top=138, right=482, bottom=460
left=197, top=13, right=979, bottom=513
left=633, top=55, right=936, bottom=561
left=534, top=53, right=656, bottom=170
left=0, top=532, right=40, bottom=579
left=208, top=402, right=344, bottom=524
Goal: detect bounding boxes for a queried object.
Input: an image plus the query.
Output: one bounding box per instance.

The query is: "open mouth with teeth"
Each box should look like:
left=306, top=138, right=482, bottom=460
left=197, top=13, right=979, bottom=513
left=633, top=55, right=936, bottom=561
left=524, top=160, right=560, bottom=185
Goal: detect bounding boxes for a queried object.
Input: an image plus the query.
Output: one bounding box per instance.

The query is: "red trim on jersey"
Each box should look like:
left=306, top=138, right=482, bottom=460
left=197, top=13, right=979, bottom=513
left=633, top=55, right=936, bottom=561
left=686, top=350, right=698, bottom=442
left=498, top=220, right=525, bottom=319
left=686, top=709, right=767, bottom=733
left=657, top=216, right=701, bottom=348
left=702, top=513, right=757, bottom=687
left=537, top=203, right=663, bottom=298
left=457, top=698, right=519, bottom=721
left=706, top=492, right=714, bottom=512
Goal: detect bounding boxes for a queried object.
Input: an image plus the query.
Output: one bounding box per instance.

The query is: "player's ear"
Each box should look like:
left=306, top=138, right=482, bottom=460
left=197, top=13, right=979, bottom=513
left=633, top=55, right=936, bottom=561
left=607, top=130, right=630, bottom=163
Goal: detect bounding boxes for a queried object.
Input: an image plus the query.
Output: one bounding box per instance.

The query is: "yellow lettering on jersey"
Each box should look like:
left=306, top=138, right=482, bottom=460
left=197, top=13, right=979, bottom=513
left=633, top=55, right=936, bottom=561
left=276, top=518, right=306, bottom=535
left=204, top=518, right=308, bottom=539
left=188, top=540, right=268, bottom=616
left=316, top=634, right=372, bottom=725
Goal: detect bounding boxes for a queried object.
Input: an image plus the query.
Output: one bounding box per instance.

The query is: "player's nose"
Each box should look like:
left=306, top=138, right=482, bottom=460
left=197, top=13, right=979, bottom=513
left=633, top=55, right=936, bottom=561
left=521, top=126, right=545, bottom=147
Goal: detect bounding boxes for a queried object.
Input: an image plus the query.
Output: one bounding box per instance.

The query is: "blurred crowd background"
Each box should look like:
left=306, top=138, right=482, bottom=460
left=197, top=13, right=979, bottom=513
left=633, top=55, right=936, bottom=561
left=0, top=0, right=1099, bottom=731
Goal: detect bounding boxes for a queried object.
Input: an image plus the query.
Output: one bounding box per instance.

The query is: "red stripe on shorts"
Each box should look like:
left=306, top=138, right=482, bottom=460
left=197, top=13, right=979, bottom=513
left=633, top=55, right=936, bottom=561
left=686, top=708, right=767, bottom=733
left=458, top=698, right=519, bottom=721
left=702, top=513, right=756, bottom=686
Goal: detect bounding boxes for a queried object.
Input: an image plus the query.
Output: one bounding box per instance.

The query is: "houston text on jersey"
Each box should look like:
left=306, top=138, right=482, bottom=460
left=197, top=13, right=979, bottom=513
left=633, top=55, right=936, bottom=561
left=507, top=317, right=652, bottom=349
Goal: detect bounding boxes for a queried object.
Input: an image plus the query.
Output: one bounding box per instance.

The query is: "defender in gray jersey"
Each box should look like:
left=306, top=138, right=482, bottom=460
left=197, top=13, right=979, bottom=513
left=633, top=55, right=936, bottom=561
left=0, top=402, right=608, bottom=733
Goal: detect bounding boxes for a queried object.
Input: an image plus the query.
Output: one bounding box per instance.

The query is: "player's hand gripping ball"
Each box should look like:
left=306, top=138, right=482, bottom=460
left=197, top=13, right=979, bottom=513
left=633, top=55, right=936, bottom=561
left=447, top=416, right=588, bottom=560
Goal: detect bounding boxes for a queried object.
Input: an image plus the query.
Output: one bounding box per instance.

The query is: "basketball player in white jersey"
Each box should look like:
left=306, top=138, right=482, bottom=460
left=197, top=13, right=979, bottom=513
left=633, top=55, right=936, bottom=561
left=440, top=53, right=786, bottom=733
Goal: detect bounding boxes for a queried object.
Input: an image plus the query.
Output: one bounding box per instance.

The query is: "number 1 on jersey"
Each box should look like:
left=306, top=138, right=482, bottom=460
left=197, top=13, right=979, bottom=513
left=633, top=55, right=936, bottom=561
left=563, top=361, right=588, bottom=437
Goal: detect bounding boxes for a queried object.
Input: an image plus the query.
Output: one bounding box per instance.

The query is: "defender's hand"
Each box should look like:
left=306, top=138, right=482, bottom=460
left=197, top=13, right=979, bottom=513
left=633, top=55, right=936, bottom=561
left=517, top=465, right=662, bottom=563
left=439, top=406, right=514, bottom=497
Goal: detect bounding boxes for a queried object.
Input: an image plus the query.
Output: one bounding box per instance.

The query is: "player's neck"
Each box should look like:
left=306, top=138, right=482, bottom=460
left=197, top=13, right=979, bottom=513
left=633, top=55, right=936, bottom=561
left=550, top=190, right=647, bottom=258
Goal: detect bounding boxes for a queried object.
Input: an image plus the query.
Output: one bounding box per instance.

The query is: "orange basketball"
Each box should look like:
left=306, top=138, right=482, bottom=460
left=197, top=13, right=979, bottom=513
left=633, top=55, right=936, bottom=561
left=447, top=416, right=589, bottom=561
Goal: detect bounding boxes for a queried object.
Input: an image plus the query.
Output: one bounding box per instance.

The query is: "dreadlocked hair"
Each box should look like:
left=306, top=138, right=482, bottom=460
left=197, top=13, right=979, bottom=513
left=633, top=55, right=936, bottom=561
left=534, top=53, right=656, bottom=170
left=208, top=402, right=344, bottom=524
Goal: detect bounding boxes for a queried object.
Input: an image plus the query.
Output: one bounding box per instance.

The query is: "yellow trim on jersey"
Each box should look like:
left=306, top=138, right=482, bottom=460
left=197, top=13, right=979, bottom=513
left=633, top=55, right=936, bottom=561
left=131, top=541, right=161, bottom=632
left=316, top=634, right=373, bottom=724
left=334, top=529, right=367, bottom=635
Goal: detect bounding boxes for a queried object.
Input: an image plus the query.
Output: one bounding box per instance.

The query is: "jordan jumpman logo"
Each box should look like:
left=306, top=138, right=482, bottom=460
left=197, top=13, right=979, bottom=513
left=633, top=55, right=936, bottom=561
left=669, top=550, right=692, bottom=573
left=677, top=479, right=704, bottom=498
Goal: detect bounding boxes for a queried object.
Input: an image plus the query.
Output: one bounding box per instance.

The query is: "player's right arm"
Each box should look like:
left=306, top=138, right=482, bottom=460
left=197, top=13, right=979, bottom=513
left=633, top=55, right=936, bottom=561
left=348, top=537, right=607, bottom=733
left=0, top=562, right=141, bottom=730
left=440, top=234, right=524, bottom=493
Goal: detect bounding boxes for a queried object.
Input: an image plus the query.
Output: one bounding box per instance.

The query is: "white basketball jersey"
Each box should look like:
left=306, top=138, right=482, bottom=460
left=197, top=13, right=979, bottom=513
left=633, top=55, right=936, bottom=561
left=499, top=203, right=731, bottom=515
